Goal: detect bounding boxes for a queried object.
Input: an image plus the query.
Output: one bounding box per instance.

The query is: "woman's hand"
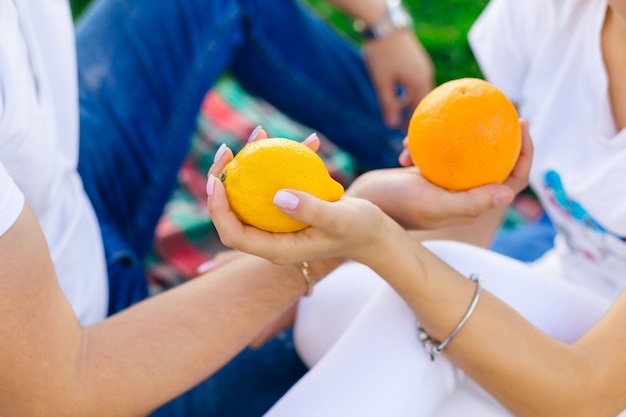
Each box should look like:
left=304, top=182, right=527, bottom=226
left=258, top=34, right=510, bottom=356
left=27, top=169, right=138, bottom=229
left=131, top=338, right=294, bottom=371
left=363, top=31, right=434, bottom=128
left=208, top=181, right=397, bottom=266
left=206, top=130, right=401, bottom=265
left=352, top=119, right=534, bottom=230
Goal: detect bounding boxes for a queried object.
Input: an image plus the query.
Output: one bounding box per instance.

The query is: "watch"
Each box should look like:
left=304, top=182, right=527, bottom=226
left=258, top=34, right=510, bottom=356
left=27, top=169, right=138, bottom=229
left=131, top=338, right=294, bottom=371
left=353, top=0, right=414, bottom=41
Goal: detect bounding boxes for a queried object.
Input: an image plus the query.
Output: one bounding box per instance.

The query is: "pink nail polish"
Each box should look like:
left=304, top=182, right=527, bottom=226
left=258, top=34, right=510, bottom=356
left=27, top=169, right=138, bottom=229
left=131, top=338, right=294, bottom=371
left=274, top=190, right=300, bottom=211
left=302, top=133, right=318, bottom=146
left=247, top=125, right=263, bottom=143
left=213, top=144, right=227, bottom=164
left=206, top=174, right=216, bottom=196
left=197, top=260, right=216, bottom=274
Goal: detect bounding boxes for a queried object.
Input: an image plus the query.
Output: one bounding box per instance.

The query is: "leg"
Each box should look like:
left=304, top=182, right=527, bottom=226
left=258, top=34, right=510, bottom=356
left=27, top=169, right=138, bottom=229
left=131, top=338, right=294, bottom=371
left=278, top=241, right=610, bottom=416
left=294, top=261, right=387, bottom=368
left=270, top=284, right=459, bottom=417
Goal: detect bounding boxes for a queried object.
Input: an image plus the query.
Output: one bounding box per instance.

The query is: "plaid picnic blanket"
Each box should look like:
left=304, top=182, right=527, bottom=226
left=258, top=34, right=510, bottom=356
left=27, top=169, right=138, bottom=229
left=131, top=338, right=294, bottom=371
left=146, top=78, right=358, bottom=293
left=146, top=78, right=546, bottom=294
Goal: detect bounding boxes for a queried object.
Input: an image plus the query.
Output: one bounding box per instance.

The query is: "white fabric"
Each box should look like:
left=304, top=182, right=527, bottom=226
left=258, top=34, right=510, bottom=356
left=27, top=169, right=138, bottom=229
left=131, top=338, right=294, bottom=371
left=0, top=0, right=107, bottom=325
left=271, top=0, right=626, bottom=415
left=271, top=242, right=614, bottom=416
left=470, top=0, right=626, bottom=299
left=0, top=164, right=24, bottom=237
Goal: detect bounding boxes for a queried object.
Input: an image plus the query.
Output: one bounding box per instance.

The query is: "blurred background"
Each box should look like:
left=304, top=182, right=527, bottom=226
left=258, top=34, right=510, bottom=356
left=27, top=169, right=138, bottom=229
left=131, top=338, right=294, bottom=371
left=69, top=0, right=489, bottom=85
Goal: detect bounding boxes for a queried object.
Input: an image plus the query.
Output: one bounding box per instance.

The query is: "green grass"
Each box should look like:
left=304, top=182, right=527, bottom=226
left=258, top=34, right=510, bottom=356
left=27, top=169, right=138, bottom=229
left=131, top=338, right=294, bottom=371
left=70, top=0, right=488, bottom=84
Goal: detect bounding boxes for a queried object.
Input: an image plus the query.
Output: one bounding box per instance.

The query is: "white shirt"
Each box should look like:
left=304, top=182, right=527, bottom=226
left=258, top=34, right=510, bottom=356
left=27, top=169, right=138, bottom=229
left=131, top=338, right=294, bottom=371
left=0, top=0, right=108, bottom=325
left=470, top=0, right=626, bottom=299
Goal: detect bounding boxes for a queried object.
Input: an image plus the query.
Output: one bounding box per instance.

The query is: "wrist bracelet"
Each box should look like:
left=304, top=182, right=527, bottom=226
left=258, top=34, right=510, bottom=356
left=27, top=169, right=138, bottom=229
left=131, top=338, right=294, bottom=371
left=298, top=261, right=315, bottom=297
left=416, top=273, right=483, bottom=361
left=354, top=0, right=414, bottom=41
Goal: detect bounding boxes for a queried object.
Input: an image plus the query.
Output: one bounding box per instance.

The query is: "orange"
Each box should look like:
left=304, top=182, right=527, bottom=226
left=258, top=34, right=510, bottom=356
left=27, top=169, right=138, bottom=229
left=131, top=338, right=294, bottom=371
left=220, top=138, right=344, bottom=233
left=407, top=78, right=521, bottom=191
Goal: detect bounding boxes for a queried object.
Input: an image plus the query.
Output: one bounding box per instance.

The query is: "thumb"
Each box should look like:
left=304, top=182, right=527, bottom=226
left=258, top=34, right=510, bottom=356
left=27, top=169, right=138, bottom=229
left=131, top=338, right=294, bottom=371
left=440, top=184, right=514, bottom=219
left=273, top=190, right=348, bottom=235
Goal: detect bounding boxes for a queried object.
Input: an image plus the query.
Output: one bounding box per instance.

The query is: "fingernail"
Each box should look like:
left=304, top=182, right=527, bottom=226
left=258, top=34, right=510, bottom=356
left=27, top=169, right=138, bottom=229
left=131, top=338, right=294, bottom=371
left=493, top=191, right=513, bottom=207
left=274, top=190, right=300, bottom=211
left=247, top=125, right=263, bottom=143
left=213, top=143, right=227, bottom=164
left=206, top=174, right=216, bottom=197
left=197, top=260, right=216, bottom=274
left=302, top=133, right=318, bottom=146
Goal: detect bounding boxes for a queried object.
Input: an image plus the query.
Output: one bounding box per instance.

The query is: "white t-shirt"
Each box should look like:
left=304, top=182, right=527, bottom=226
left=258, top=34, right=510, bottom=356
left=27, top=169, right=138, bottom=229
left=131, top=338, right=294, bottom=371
left=0, top=0, right=107, bottom=325
left=470, top=0, right=626, bottom=299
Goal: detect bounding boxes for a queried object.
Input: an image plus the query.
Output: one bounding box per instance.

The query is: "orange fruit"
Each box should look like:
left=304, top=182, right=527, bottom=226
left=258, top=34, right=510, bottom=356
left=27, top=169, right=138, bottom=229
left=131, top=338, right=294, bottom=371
left=220, top=138, right=344, bottom=233
left=407, top=78, right=521, bottom=191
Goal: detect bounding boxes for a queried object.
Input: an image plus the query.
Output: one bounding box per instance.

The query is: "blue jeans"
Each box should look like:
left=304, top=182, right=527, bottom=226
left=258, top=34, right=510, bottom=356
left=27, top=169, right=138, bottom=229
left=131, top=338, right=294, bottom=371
left=75, top=0, right=404, bottom=415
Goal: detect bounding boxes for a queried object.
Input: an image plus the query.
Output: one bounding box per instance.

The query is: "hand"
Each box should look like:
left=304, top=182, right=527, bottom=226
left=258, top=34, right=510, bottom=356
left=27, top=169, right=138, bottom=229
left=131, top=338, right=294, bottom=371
left=208, top=183, right=395, bottom=266
left=207, top=134, right=399, bottom=265
left=363, top=31, right=434, bottom=128
left=352, top=120, right=534, bottom=230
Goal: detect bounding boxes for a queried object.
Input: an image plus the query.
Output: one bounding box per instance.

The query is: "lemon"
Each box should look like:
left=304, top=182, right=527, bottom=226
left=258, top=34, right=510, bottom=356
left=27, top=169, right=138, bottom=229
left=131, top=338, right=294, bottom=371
left=220, top=138, right=345, bottom=233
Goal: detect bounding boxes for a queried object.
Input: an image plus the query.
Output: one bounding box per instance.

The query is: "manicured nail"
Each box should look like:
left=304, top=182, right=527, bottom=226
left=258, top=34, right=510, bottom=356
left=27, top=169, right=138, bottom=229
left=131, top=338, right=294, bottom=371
left=302, top=133, right=318, bottom=147
left=274, top=190, right=300, bottom=211
left=213, top=143, right=227, bottom=164
left=206, top=174, right=216, bottom=197
left=247, top=125, right=263, bottom=143
left=197, top=260, right=216, bottom=274
left=493, top=191, right=513, bottom=207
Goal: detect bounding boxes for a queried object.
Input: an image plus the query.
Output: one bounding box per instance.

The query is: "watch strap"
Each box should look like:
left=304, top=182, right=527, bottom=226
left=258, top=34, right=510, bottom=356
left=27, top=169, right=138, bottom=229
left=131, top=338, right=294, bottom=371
left=354, top=0, right=414, bottom=40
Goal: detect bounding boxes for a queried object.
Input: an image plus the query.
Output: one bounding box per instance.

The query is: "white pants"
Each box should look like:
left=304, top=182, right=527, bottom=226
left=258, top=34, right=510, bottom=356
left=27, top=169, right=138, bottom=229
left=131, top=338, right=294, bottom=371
left=265, top=241, right=614, bottom=417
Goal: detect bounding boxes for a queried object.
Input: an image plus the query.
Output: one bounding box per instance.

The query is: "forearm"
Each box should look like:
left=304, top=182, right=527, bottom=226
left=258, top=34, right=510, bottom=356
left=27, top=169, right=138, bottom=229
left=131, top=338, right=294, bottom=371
left=0, top=207, right=316, bottom=417
left=323, top=0, right=387, bottom=25
left=366, top=230, right=614, bottom=416
left=77, top=255, right=304, bottom=416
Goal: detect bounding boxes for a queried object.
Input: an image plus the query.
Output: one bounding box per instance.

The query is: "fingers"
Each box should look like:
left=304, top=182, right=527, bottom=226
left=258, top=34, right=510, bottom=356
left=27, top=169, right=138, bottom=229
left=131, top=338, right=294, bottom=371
left=208, top=143, right=234, bottom=177
left=398, top=137, right=414, bottom=167
left=207, top=177, right=325, bottom=263
left=516, top=119, right=534, bottom=176
left=209, top=128, right=319, bottom=178
left=504, top=119, right=533, bottom=193
left=247, top=125, right=268, bottom=143
left=434, top=183, right=514, bottom=222
left=375, top=78, right=403, bottom=128
left=399, top=148, right=413, bottom=167
left=249, top=125, right=319, bottom=153
left=301, top=133, right=320, bottom=152
left=273, top=190, right=350, bottom=235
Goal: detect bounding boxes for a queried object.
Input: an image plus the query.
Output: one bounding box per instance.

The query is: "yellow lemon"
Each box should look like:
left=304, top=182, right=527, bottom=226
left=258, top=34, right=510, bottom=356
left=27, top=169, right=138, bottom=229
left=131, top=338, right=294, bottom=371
left=220, top=138, right=345, bottom=233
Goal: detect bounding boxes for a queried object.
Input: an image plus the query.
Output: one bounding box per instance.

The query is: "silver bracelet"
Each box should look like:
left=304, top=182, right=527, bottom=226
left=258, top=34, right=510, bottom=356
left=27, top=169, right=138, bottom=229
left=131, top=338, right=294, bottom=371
left=416, top=273, right=483, bottom=361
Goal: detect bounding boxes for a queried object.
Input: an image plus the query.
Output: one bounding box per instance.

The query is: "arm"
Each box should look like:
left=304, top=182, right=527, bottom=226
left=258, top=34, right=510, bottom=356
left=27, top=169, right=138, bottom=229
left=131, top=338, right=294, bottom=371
left=0, top=204, right=340, bottom=416
left=206, top=176, right=625, bottom=417
left=323, top=0, right=434, bottom=127
left=368, top=233, right=623, bottom=417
